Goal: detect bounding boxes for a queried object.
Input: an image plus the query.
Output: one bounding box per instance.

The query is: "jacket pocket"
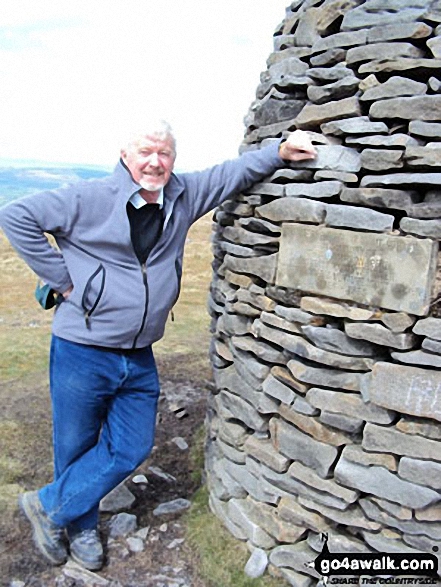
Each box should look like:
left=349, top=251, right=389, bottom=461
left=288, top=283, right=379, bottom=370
left=81, top=264, right=106, bottom=327
left=173, top=258, right=183, bottom=305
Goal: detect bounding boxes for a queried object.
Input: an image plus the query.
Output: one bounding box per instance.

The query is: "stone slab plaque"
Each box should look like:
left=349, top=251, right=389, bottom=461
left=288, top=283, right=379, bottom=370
left=366, top=362, right=441, bottom=423
left=276, top=224, right=437, bottom=315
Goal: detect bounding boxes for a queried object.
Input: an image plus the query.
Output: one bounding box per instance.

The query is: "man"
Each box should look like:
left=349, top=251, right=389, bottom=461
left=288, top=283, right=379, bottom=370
left=0, top=120, right=316, bottom=571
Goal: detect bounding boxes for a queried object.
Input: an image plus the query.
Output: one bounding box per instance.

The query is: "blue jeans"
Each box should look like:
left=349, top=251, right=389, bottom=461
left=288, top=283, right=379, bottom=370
left=39, top=335, right=160, bottom=535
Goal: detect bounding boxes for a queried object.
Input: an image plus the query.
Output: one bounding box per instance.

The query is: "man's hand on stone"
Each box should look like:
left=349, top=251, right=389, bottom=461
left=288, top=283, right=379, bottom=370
left=279, top=130, right=317, bottom=162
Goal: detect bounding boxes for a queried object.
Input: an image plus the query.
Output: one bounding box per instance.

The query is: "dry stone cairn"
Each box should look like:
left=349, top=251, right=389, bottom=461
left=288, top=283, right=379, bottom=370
left=206, top=1, right=441, bottom=585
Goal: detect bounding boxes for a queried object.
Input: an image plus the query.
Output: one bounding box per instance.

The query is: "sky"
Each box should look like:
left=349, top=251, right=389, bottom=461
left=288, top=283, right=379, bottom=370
left=0, top=1, right=290, bottom=171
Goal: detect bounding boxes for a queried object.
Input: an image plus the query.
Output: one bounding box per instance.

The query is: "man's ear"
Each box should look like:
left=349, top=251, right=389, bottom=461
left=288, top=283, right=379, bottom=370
left=120, top=149, right=127, bottom=162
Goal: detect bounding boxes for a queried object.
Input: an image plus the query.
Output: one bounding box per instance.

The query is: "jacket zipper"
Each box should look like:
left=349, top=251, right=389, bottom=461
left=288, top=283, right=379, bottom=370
left=132, top=261, right=149, bottom=348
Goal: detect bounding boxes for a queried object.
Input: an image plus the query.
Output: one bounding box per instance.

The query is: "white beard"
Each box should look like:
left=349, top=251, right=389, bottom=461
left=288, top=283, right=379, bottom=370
left=139, top=177, right=166, bottom=191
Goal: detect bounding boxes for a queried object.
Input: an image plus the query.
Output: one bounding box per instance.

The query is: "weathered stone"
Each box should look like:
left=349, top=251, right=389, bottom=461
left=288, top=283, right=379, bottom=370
left=345, top=322, right=418, bottom=350
left=256, top=197, right=326, bottom=223
left=223, top=269, right=253, bottom=288
left=217, top=420, right=249, bottom=448
left=277, top=496, right=331, bottom=533
left=341, top=2, right=428, bottom=31
left=428, top=36, right=441, bottom=59
left=232, top=335, right=285, bottom=365
left=361, top=149, right=403, bottom=171
left=244, top=548, right=268, bottom=579
left=415, top=503, right=441, bottom=522
left=321, top=116, right=387, bottom=136
left=227, top=499, right=276, bottom=549
left=366, top=22, right=433, bottom=43
left=301, top=325, right=381, bottom=356
left=319, top=411, right=364, bottom=434
left=223, top=253, right=278, bottom=284
left=363, top=422, right=441, bottom=462
left=307, top=76, right=360, bottom=105
left=325, top=203, right=395, bottom=231
left=279, top=405, right=354, bottom=447
left=361, top=76, right=427, bottom=102
left=232, top=346, right=270, bottom=385
left=347, top=42, right=424, bottom=66
left=269, top=541, right=321, bottom=578
left=423, top=338, right=441, bottom=353
left=284, top=334, right=375, bottom=371
left=340, top=186, right=418, bottom=210
left=364, top=362, right=441, bottom=423
left=260, top=312, right=302, bottom=334
left=294, top=96, right=361, bottom=130
left=308, top=529, right=372, bottom=554
left=399, top=457, right=441, bottom=491
left=278, top=225, right=437, bottom=315
left=243, top=434, right=290, bottom=473
left=413, top=317, right=441, bottom=340
left=245, top=182, right=284, bottom=197
left=245, top=496, right=307, bottom=543
left=371, top=96, right=441, bottom=122
left=237, top=289, right=276, bottom=312
left=370, top=496, right=412, bottom=520
left=267, top=168, right=313, bottom=183
left=391, top=349, right=441, bottom=368
left=300, top=297, right=375, bottom=321
left=345, top=134, right=419, bottom=149
left=308, top=64, right=354, bottom=83
left=285, top=180, right=342, bottom=199
left=289, top=461, right=358, bottom=504
left=108, top=513, right=138, bottom=537
left=292, top=396, right=320, bottom=417
left=275, top=304, right=321, bottom=325
left=270, top=417, right=338, bottom=478
left=380, top=312, right=416, bottom=333
left=306, top=388, right=395, bottom=425
left=409, top=120, right=441, bottom=139
left=310, top=48, right=347, bottom=67
left=406, top=145, right=441, bottom=168
left=362, top=530, right=422, bottom=555
left=216, top=312, right=250, bottom=336
left=287, top=356, right=363, bottom=391
left=238, top=217, right=281, bottom=236
left=220, top=241, right=260, bottom=258
left=217, top=437, right=246, bottom=464
left=335, top=457, right=440, bottom=509
left=406, top=200, right=441, bottom=219
left=298, top=496, right=381, bottom=532
left=341, top=444, right=398, bottom=472
left=300, top=144, right=362, bottom=173
left=359, top=58, right=441, bottom=75
left=253, top=99, right=306, bottom=127
left=218, top=391, right=268, bottom=433
left=99, top=482, right=136, bottom=513
left=262, top=373, right=297, bottom=405
left=225, top=460, right=279, bottom=505
left=223, top=226, right=279, bottom=247
left=271, top=365, right=309, bottom=394
left=314, top=170, right=358, bottom=183
left=312, top=30, right=367, bottom=53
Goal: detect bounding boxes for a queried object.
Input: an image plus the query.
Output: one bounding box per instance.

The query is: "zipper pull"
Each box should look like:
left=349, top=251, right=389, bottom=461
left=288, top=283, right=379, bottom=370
left=171, top=310, right=175, bottom=322
left=84, top=311, right=91, bottom=328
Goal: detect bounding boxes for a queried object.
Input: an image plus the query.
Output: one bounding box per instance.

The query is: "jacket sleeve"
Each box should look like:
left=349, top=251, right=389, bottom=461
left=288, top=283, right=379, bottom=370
left=181, top=142, right=286, bottom=222
left=0, top=186, right=79, bottom=293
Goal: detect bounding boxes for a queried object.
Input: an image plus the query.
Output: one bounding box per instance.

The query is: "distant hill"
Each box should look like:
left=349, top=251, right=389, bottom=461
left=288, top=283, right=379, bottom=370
left=0, top=165, right=111, bottom=207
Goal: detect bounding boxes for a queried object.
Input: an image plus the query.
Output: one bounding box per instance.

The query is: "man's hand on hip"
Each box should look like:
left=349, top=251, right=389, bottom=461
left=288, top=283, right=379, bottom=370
left=279, top=130, right=317, bottom=162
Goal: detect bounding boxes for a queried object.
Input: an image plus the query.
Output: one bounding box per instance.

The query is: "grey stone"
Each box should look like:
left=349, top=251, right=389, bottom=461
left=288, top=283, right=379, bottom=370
left=398, top=457, right=441, bottom=491
left=262, top=373, right=297, bottom=405
left=406, top=145, right=441, bottom=168
left=298, top=496, right=381, bottom=532
left=223, top=226, right=279, bottom=247
left=253, top=99, right=305, bottom=127
left=340, top=187, right=418, bottom=210
left=226, top=459, right=280, bottom=504
left=287, top=356, right=363, bottom=391
left=310, top=48, right=347, bottom=67
left=223, top=253, right=278, bottom=284
left=314, top=170, right=358, bottom=183
left=391, top=349, right=441, bottom=368
left=307, top=76, right=360, bottom=105
left=321, top=116, right=387, bottom=135
left=62, top=560, right=110, bottom=585
left=227, top=499, right=276, bottom=549
left=269, top=541, right=321, bottom=578
left=267, top=168, right=313, bottom=182
left=361, top=77, right=427, bottom=101
left=406, top=200, right=441, bottom=219
left=428, top=36, right=441, bottom=59
left=342, top=2, right=428, bottom=32
left=300, top=144, right=362, bottom=173
left=363, top=422, right=441, bottom=462
left=218, top=390, right=269, bottom=433
left=220, top=241, right=260, bottom=258
left=371, top=96, right=441, bottom=122
left=216, top=312, right=250, bottom=337
left=413, top=317, right=441, bottom=340
left=359, top=58, right=441, bottom=75
left=423, top=338, right=441, bottom=353
left=289, top=461, right=358, bottom=504
left=397, top=416, right=441, bottom=441
left=260, top=312, right=303, bottom=334
left=239, top=217, right=281, bottom=235
left=277, top=224, right=437, bottom=316
left=217, top=437, right=246, bottom=464
left=269, top=417, right=338, bottom=478
left=306, top=387, right=395, bottom=425
left=370, top=496, right=412, bottom=520
left=294, top=96, right=361, bottom=130
left=245, top=496, right=308, bottom=543
left=312, top=30, right=367, bottom=53
left=366, top=22, right=433, bottom=43
left=308, top=529, right=372, bottom=554
left=256, top=197, right=326, bottom=223
left=244, top=548, right=268, bottom=579
left=380, top=312, right=416, bottom=333
left=243, top=434, right=290, bottom=473
left=99, top=482, right=136, bottom=513
left=300, top=297, right=375, bottom=321
left=245, top=182, right=284, bottom=197
left=271, top=365, right=309, bottom=395
left=285, top=181, right=342, bottom=199
left=345, top=322, right=418, bottom=350
left=232, top=346, right=271, bottom=382
left=232, top=335, right=285, bottom=365
left=293, top=397, right=320, bottom=416
left=325, top=203, right=395, bottom=231
left=275, top=304, right=320, bottom=325
left=217, top=420, right=248, bottom=448
left=334, top=457, right=440, bottom=509
left=126, top=536, right=144, bottom=553
left=301, top=325, right=381, bottom=356
left=319, top=411, right=364, bottom=434
left=409, top=120, right=441, bottom=139
left=345, top=134, right=419, bottom=149
left=209, top=494, right=247, bottom=540
left=364, top=362, right=441, bottom=423
left=108, top=513, right=138, bottom=538
left=153, top=498, right=191, bottom=517
left=341, top=444, right=398, bottom=472
left=347, top=42, right=424, bottom=66
left=362, top=530, right=422, bottom=555
left=308, top=64, right=354, bottom=83
left=361, top=149, right=403, bottom=171
left=277, top=496, right=331, bottom=534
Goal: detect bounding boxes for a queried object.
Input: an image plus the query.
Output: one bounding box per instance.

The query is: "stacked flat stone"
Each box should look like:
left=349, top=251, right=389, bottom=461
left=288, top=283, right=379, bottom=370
left=207, top=1, right=441, bottom=585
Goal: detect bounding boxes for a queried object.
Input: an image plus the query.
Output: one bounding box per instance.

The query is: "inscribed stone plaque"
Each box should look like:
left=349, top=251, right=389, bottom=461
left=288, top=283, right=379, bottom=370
left=276, top=224, right=437, bottom=315
left=366, top=362, right=441, bottom=423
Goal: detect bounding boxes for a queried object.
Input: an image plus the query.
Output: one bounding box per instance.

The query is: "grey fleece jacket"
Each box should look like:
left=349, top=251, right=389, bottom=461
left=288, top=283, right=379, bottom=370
left=0, top=142, right=286, bottom=349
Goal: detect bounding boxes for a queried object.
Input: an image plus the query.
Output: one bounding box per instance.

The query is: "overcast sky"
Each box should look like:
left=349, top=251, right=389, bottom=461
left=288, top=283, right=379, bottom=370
left=0, top=1, right=289, bottom=171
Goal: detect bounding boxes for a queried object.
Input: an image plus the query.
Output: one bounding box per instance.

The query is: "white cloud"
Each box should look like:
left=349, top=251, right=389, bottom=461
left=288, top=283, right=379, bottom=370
left=0, top=1, right=289, bottom=170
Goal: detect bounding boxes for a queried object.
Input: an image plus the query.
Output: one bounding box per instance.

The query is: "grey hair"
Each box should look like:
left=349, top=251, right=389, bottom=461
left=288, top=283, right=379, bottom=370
left=123, top=119, right=176, bottom=155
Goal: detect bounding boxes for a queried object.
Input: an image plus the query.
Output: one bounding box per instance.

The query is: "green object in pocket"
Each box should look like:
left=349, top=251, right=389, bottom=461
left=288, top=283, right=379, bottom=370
left=35, top=281, right=63, bottom=310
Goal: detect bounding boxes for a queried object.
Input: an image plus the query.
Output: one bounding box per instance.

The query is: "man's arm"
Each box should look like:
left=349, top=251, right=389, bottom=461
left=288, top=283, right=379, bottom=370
left=181, top=130, right=316, bottom=222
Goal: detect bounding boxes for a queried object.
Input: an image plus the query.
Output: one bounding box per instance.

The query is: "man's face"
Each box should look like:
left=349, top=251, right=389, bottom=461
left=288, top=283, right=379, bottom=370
left=121, top=134, right=176, bottom=192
